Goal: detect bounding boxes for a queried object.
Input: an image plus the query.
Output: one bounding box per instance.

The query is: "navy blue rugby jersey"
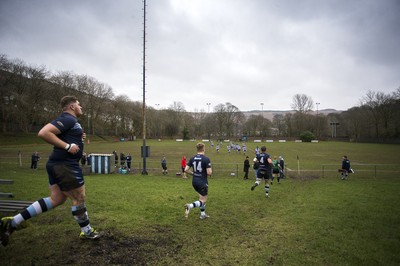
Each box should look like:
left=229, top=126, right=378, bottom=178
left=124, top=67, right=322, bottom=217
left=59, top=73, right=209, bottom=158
left=342, top=159, right=350, bottom=170
left=256, top=153, right=271, bottom=170
left=49, top=112, right=84, bottom=162
left=187, top=154, right=212, bottom=179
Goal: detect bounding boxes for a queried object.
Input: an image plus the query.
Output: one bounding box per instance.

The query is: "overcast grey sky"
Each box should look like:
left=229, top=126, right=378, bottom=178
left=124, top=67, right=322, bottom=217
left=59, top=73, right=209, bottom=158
left=1, top=0, right=399, bottom=112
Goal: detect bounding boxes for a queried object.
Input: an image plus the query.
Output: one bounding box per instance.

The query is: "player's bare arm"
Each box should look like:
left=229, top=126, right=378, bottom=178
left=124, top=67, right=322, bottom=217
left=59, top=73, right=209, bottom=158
left=184, top=165, right=193, bottom=176
left=207, top=168, right=212, bottom=177
left=38, top=123, right=79, bottom=154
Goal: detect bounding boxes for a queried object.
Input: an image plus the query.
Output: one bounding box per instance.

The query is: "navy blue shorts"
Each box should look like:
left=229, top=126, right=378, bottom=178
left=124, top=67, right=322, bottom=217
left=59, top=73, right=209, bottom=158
left=46, top=161, right=85, bottom=191
left=192, top=178, right=208, bottom=196
left=257, top=168, right=272, bottom=180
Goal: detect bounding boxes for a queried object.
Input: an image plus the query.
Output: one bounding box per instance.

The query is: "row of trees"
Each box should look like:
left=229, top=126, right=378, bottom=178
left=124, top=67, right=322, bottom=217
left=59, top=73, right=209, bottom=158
left=1, top=54, right=399, bottom=142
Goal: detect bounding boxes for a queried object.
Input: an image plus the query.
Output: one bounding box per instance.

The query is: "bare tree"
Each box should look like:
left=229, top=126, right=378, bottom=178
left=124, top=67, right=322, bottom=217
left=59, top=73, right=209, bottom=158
left=190, top=111, right=207, bottom=139
left=214, top=103, right=226, bottom=139
left=283, top=113, right=294, bottom=138
left=361, top=90, right=395, bottom=138
left=202, top=113, right=216, bottom=140
left=224, top=102, right=243, bottom=138
left=272, top=114, right=287, bottom=137
left=169, top=101, right=185, bottom=112
left=76, top=75, right=114, bottom=135
left=48, top=71, right=77, bottom=98
left=0, top=54, right=16, bottom=132
left=392, top=87, right=400, bottom=137
left=163, top=108, right=180, bottom=138
left=342, top=106, right=367, bottom=142
left=243, top=115, right=261, bottom=137
left=163, top=101, right=185, bottom=138
left=24, top=64, right=50, bottom=132
left=291, top=94, right=314, bottom=114
left=290, top=94, right=315, bottom=135
left=111, top=95, right=131, bottom=136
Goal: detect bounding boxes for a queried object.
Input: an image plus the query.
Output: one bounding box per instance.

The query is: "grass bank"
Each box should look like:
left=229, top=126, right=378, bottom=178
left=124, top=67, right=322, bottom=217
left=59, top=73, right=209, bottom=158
left=0, top=139, right=399, bottom=265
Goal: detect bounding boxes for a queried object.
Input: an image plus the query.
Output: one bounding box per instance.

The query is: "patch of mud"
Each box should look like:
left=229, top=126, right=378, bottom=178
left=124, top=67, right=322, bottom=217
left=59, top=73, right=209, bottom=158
left=45, top=226, right=183, bottom=265
left=286, top=171, right=321, bottom=180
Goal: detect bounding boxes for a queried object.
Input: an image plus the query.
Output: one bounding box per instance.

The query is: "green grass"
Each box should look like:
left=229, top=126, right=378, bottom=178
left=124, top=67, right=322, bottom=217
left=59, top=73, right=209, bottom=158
left=0, top=139, right=399, bottom=265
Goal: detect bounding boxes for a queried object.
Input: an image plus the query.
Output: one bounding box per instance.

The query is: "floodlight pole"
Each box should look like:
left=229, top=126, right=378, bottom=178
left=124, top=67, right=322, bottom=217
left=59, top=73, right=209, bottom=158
left=316, top=102, right=320, bottom=138
left=260, top=103, right=264, bottom=140
left=141, top=0, right=148, bottom=175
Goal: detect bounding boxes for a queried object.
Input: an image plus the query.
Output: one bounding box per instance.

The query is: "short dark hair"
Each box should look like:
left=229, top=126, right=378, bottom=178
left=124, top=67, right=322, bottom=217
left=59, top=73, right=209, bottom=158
left=60, top=96, right=78, bottom=109
left=196, top=142, right=205, bottom=152
left=261, top=146, right=267, bottom=152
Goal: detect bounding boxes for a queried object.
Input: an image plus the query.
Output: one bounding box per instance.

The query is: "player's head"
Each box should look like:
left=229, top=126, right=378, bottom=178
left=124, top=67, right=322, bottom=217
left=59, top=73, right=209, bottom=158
left=261, top=146, right=267, bottom=152
left=61, top=95, right=78, bottom=109
left=196, top=142, right=205, bottom=152
left=61, top=95, right=82, bottom=116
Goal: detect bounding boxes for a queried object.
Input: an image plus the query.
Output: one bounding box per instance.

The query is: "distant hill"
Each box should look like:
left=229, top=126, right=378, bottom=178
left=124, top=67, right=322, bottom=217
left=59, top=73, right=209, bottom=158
left=243, top=109, right=343, bottom=120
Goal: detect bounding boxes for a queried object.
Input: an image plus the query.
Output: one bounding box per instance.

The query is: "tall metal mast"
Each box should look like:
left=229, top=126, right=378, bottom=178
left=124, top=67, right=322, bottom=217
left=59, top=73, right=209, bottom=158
left=141, top=0, right=148, bottom=175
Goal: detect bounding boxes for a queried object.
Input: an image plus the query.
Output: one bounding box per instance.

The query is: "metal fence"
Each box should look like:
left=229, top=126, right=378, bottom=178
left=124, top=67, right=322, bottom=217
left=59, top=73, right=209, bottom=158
left=0, top=156, right=245, bottom=177
left=135, top=161, right=243, bottom=177
left=1, top=155, right=399, bottom=179
left=321, top=164, right=400, bottom=178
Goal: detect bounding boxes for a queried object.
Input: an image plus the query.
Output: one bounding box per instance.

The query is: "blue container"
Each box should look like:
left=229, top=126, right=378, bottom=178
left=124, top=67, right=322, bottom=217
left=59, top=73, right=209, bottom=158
left=90, top=154, right=114, bottom=174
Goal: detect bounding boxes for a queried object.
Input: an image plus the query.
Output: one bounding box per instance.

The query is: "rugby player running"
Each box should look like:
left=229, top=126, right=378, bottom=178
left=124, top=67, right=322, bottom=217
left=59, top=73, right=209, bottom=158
left=184, top=142, right=212, bottom=219
left=0, top=96, right=102, bottom=247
